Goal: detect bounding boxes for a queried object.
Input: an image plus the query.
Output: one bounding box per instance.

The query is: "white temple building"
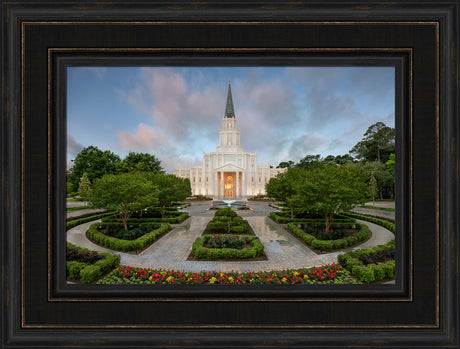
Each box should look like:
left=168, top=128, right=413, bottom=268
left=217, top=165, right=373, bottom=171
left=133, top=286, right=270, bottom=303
left=173, top=79, right=286, bottom=200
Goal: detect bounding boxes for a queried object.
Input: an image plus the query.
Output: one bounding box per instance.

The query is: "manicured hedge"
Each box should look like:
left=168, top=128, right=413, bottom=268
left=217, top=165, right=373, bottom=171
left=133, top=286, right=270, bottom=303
left=286, top=222, right=370, bottom=252
left=192, top=235, right=265, bottom=260
left=337, top=241, right=395, bottom=283
left=270, top=212, right=355, bottom=224
left=87, top=222, right=171, bottom=252
left=101, top=212, right=189, bottom=224
left=340, top=212, right=395, bottom=233
left=66, top=242, right=120, bottom=283
left=66, top=212, right=114, bottom=231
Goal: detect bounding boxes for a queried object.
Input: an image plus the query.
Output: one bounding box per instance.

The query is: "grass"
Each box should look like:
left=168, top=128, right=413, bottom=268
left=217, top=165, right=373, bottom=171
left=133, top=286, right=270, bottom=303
left=67, top=205, right=94, bottom=212
left=360, top=205, right=395, bottom=212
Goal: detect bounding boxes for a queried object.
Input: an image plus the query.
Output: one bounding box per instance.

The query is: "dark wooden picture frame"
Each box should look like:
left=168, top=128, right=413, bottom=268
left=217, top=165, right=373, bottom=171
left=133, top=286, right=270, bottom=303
left=1, top=1, right=458, bottom=348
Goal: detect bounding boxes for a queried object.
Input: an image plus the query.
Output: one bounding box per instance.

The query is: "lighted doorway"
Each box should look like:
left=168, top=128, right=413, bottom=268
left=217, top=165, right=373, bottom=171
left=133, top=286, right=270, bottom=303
left=224, top=172, right=235, bottom=198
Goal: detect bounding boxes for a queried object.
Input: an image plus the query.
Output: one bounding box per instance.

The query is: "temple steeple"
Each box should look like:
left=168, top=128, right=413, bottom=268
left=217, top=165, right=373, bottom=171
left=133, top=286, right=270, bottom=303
left=224, top=78, right=235, bottom=118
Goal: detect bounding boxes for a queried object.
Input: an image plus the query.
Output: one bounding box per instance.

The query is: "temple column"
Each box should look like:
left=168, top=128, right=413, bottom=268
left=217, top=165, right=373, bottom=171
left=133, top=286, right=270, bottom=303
left=243, top=172, right=245, bottom=198
left=214, top=171, right=218, bottom=199
left=236, top=172, right=239, bottom=198
left=220, top=171, right=224, bottom=199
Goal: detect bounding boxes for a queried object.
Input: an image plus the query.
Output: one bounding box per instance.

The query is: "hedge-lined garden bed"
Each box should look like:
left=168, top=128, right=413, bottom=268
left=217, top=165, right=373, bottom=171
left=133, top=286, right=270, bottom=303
left=191, top=234, right=265, bottom=260
left=101, top=211, right=189, bottom=224
left=87, top=222, right=171, bottom=252
left=340, top=211, right=395, bottom=233
left=66, top=212, right=114, bottom=230
left=270, top=211, right=355, bottom=225
left=66, top=242, right=120, bottom=283
left=338, top=240, right=395, bottom=283
left=287, top=222, right=370, bottom=252
left=203, top=208, right=254, bottom=235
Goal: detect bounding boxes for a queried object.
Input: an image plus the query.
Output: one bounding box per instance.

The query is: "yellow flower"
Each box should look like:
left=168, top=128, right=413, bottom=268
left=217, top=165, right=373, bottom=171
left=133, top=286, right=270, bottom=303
left=160, top=271, right=167, bottom=275
left=166, top=276, right=174, bottom=283
left=293, top=271, right=300, bottom=276
left=228, top=276, right=234, bottom=283
left=209, top=277, right=217, bottom=284
left=303, top=275, right=309, bottom=280
left=149, top=276, right=153, bottom=281
left=281, top=277, right=288, bottom=284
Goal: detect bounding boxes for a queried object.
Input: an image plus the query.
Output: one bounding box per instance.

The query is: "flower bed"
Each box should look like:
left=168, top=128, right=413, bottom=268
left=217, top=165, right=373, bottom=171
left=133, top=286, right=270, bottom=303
left=287, top=222, right=370, bottom=252
left=87, top=222, right=171, bottom=252
left=96, top=264, right=360, bottom=285
left=66, top=242, right=120, bottom=283
left=191, top=234, right=264, bottom=260
left=338, top=240, right=395, bottom=283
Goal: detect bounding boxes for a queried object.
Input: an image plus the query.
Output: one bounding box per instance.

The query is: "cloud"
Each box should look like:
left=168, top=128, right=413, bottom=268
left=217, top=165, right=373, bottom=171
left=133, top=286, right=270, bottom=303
left=289, top=133, right=329, bottom=160
left=80, top=67, right=108, bottom=79
left=67, top=132, right=84, bottom=158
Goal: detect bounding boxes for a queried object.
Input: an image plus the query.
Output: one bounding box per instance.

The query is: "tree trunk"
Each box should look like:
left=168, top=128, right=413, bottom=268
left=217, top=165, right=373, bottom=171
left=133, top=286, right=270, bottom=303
left=324, top=212, right=333, bottom=231
left=161, top=205, right=166, bottom=219
left=290, top=206, right=294, bottom=219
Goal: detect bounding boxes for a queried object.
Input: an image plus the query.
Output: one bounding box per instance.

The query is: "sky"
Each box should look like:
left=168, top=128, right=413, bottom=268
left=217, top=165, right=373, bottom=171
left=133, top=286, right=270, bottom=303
left=67, top=66, right=395, bottom=173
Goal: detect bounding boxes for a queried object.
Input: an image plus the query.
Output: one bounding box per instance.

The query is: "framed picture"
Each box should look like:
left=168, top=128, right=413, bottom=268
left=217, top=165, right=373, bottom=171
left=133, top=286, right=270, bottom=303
left=1, top=1, right=458, bottom=348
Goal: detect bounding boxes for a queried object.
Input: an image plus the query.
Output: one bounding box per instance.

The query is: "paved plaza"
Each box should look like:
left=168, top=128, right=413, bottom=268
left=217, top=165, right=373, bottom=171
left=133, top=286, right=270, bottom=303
left=66, top=201, right=395, bottom=273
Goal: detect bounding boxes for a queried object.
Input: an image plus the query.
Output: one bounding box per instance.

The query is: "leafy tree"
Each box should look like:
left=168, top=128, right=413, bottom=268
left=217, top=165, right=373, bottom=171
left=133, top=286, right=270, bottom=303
left=78, top=172, right=91, bottom=200
left=66, top=181, right=76, bottom=195
left=144, top=173, right=191, bottom=218
left=68, top=146, right=121, bottom=189
left=118, top=152, right=163, bottom=173
left=362, top=161, right=395, bottom=199
left=266, top=168, right=307, bottom=219
left=88, top=172, right=159, bottom=231
left=386, top=153, right=395, bottom=173
left=350, top=122, right=395, bottom=163
left=369, top=174, right=378, bottom=207
left=296, top=154, right=323, bottom=170
left=277, top=160, right=295, bottom=169
left=294, top=163, right=368, bottom=230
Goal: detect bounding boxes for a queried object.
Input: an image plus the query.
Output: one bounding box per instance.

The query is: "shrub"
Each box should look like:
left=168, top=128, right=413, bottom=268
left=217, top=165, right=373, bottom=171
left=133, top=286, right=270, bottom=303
left=65, top=243, right=120, bottom=283
left=337, top=241, right=395, bottom=283
left=340, top=212, right=395, bottom=233
left=286, top=223, right=370, bottom=252
left=232, top=225, right=244, bottom=234
left=87, top=222, right=171, bottom=252
left=66, top=261, right=87, bottom=280
left=214, top=207, right=238, bottom=217
left=192, top=235, right=264, bottom=260
left=66, top=212, right=114, bottom=230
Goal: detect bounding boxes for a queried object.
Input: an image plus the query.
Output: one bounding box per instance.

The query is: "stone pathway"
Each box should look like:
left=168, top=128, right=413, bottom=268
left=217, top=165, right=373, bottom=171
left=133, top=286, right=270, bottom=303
left=350, top=206, right=395, bottom=222
left=66, top=206, right=395, bottom=273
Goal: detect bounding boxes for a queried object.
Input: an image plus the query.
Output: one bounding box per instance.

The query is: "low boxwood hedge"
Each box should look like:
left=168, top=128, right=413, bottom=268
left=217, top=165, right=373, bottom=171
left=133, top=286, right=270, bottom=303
left=340, top=212, right=395, bottom=233
left=87, top=222, right=171, bottom=252
left=101, top=212, right=189, bottom=224
left=286, top=222, right=370, bottom=252
left=337, top=241, right=395, bottom=283
left=270, top=212, right=355, bottom=224
left=66, top=212, right=114, bottom=231
left=66, top=242, right=120, bottom=283
left=192, top=234, right=265, bottom=260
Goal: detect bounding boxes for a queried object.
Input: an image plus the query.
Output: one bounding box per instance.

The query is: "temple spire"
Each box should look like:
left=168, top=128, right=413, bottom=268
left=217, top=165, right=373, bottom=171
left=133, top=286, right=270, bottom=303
left=224, top=78, right=235, bottom=118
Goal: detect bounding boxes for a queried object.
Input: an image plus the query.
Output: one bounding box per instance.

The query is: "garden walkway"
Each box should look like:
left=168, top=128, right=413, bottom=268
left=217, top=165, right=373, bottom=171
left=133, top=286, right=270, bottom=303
left=66, top=202, right=395, bottom=273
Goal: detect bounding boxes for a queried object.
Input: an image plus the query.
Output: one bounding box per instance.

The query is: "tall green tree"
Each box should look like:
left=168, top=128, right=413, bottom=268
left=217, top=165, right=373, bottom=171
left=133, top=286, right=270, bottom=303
left=78, top=172, right=91, bottom=200
left=68, top=146, right=121, bottom=189
left=295, top=163, right=368, bottom=230
left=144, top=173, right=191, bottom=218
left=350, top=122, right=395, bottom=163
left=362, top=161, right=395, bottom=199
left=296, top=154, right=323, bottom=170
left=266, top=168, right=307, bottom=219
left=277, top=160, right=295, bottom=169
left=118, top=152, right=163, bottom=173
left=88, top=172, right=159, bottom=231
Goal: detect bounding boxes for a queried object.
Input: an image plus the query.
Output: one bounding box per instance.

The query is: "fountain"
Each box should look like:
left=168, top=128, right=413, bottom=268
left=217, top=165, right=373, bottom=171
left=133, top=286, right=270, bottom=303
left=223, top=199, right=236, bottom=208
